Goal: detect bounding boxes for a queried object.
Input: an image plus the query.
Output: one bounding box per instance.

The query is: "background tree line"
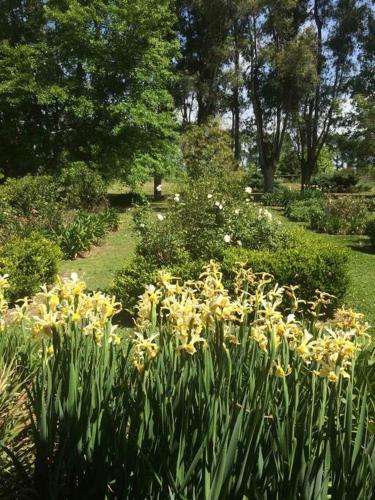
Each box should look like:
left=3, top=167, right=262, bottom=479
left=0, top=0, right=374, bottom=191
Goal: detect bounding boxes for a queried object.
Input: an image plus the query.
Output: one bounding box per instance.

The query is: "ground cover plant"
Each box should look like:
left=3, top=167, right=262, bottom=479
left=0, top=266, right=374, bottom=498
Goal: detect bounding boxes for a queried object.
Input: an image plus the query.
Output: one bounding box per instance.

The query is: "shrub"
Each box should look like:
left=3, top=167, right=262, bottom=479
left=0, top=199, right=19, bottom=244
left=222, top=234, right=349, bottom=308
left=58, top=162, right=107, bottom=209
left=111, top=255, right=204, bottom=314
left=366, top=214, right=375, bottom=247
left=312, top=169, right=360, bottom=193
left=0, top=233, right=61, bottom=300
left=134, top=180, right=295, bottom=264
left=283, top=193, right=370, bottom=235
left=124, top=182, right=307, bottom=312
left=0, top=175, right=63, bottom=236
left=134, top=209, right=189, bottom=267
left=285, top=197, right=325, bottom=223
left=310, top=196, right=369, bottom=235
left=261, top=190, right=285, bottom=207
left=282, top=188, right=324, bottom=210
left=98, top=207, right=120, bottom=232
left=0, top=174, right=59, bottom=215
left=58, top=209, right=120, bottom=259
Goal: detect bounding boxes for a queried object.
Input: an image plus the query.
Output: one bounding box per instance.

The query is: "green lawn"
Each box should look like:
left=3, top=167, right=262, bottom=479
left=319, top=233, right=375, bottom=328
left=59, top=209, right=137, bottom=291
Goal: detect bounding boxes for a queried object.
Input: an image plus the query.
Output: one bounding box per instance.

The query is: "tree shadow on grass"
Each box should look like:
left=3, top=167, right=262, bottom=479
left=107, top=191, right=169, bottom=211
left=348, top=243, right=375, bottom=255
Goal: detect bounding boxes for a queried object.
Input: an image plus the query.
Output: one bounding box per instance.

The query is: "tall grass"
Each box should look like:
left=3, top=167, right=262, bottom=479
left=0, top=268, right=374, bottom=499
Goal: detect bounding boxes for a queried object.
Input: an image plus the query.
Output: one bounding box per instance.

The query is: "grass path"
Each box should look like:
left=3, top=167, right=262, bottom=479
left=59, top=209, right=137, bottom=291
left=59, top=179, right=177, bottom=291
left=319, top=233, right=375, bottom=327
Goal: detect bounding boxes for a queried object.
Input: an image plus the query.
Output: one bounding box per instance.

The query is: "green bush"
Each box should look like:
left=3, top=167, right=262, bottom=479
left=58, top=209, right=120, bottom=259
left=282, top=188, right=324, bottom=209
left=0, top=175, right=63, bottom=236
left=99, top=207, right=120, bottom=231
left=58, top=162, right=107, bottom=210
left=123, top=181, right=302, bottom=312
left=261, top=190, right=286, bottom=207
left=111, top=255, right=204, bottom=313
left=0, top=174, right=59, bottom=215
left=0, top=233, right=61, bottom=300
left=0, top=199, right=19, bottom=244
left=286, top=198, right=325, bottom=223
left=222, top=235, right=349, bottom=308
left=366, top=214, right=375, bottom=247
left=283, top=192, right=370, bottom=235
left=310, top=196, right=369, bottom=235
left=311, top=169, right=360, bottom=193
left=134, top=209, right=190, bottom=267
left=134, top=179, right=295, bottom=264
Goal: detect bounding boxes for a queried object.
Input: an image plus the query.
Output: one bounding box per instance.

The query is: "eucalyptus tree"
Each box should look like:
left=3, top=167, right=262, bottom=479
left=291, top=0, right=363, bottom=188
left=176, top=0, right=246, bottom=125
left=348, top=1, right=375, bottom=170
left=242, top=0, right=317, bottom=192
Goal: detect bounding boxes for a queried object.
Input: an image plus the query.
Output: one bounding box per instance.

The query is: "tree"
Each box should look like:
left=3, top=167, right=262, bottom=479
left=291, top=0, right=363, bottom=189
left=181, top=120, right=236, bottom=179
left=349, top=2, right=375, bottom=170
left=176, top=0, right=244, bottom=124
left=0, top=0, right=179, bottom=184
left=243, top=1, right=317, bottom=191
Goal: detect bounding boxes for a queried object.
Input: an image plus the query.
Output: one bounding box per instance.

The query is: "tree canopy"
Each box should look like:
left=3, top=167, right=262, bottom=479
left=0, top=0, right=373, bottom=190
left=0, top=0, right=179, bottom=184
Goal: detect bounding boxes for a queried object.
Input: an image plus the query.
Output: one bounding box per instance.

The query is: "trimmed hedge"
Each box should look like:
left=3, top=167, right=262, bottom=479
left=111, top=256, right=204, bottom=315
left=113, top=231, right=349, bottom=315
left=222, top=236, right=349, bottom=308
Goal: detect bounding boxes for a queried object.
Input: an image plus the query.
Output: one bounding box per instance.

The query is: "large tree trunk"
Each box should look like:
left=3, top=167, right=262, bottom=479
left=301, top=162, right=312, bottom=190
left=262, top=165, right=275, bottom=193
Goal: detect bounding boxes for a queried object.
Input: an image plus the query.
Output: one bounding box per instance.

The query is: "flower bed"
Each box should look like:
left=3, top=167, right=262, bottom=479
left=1, top=268, right=374, bottom=498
